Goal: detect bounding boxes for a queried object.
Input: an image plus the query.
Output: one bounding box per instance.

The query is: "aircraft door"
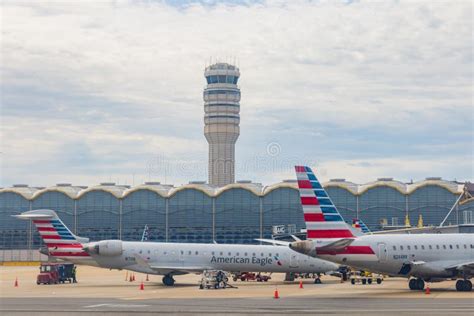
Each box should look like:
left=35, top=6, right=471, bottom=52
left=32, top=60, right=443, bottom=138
left=290, top=253, right=299, bottom=268
left=378, top=243, right=388, bottom=262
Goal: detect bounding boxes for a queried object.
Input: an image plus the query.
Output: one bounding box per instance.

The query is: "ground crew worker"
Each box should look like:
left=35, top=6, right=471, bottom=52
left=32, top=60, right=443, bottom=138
left=72, top=266, right=77, bottom=283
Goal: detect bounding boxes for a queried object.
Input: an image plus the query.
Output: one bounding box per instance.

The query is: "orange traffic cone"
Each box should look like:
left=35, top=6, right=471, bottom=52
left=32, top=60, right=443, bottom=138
left=146, top=274, right=149, bottom=282
left=140, top=282, right=144, bottom=290
left=425, top=286, right=430, bottom=295
left=14, top=277, right=18, bottom=287
left=273, top=288, right=280, bottom=299
left=299, top=280, right=303, bottom=289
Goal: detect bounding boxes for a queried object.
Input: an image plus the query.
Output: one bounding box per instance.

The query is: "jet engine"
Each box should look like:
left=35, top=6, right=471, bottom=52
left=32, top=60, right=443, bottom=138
left=84, top=240, right=123, bottom=256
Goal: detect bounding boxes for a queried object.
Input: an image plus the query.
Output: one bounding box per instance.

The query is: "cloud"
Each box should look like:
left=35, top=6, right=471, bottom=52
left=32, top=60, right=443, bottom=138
left=1, top=0, right=472, bottom=187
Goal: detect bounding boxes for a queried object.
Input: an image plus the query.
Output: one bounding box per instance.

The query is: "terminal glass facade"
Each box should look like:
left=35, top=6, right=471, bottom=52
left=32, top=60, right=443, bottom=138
left=1, top=183, right=473, bottom=249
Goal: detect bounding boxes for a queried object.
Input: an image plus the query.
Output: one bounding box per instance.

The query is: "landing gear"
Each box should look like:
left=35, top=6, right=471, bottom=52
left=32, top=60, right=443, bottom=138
left=456, top=280, right=472, bottom=292
left=314, top=273, right=322, bottom=284
left=408, top=278, right=424, bottom=290
left=162, top=274, right=175, bottom=286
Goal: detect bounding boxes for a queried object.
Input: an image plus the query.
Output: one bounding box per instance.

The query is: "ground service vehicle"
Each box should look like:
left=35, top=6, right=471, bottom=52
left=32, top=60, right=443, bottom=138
left=199, top=270, right=230, bottom=289
left=233, top=272, right=271, bottom=282
left=350, top=271, right=383, bottom=285
left=37, top=263, right=75, bottom=285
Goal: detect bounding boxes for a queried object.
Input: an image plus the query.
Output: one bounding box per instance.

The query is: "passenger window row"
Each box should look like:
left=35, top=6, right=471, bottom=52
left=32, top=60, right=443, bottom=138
left=136, top=249, right=282, bottom=257
left=392, top=244, right=473, bottom=251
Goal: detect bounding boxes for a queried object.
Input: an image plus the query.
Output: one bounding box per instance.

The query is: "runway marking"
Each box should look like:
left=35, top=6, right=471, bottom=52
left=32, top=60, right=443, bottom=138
left=84, top=303, right=150, bottom=308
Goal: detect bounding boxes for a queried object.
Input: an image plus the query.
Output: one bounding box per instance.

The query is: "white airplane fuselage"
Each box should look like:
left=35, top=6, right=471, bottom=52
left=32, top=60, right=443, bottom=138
left=309, top=234, right=474, bottom=281
left=84, top=240, right=339, bottom=276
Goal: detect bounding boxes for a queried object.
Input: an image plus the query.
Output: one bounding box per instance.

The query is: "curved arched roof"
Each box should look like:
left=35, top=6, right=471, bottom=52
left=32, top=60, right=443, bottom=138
left=77, top=184, right=129, bottom=199
left=324, top=180, right=359, bottom=195
left=263, top=182, right=298, bottom=195
left=216, top=183, right=263, bottom=196
left=406, top=180, right=461, bottom=195
left=0, top=187, right=39, bottom=200
left=0, top=178, right=467, bottom=200
left=32, top=186, right=84, bottom=200
left=123, top=184, right=172, bottom=199
left=168, top=184, right=216, bottom=198
left=358, top=180, right=407, bottom=195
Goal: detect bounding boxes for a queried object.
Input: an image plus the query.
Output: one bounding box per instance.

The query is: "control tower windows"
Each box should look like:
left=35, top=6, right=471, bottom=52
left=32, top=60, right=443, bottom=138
left=206, top=76, right=218, bottom=84
left=206, top=75, right=239, bottom=84
left=204, top=90, right=240, bottom=96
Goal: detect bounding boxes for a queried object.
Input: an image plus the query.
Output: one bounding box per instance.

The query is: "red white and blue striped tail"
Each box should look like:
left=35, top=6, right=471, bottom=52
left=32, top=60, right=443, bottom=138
left=295, top=166, right=355, bottom=239
left=14, top=209, right=90, bottom=258
left=352, top=218, right=371, bottom=234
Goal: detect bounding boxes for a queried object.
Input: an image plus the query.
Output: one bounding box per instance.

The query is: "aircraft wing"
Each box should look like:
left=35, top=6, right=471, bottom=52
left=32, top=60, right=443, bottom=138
left=133, top=253, right=208, bottom=275
left=148, top=265, right=208, bottom=274
left=444, top=261, right=474, bottom=271
left=410, top=260, right=426, bottom=266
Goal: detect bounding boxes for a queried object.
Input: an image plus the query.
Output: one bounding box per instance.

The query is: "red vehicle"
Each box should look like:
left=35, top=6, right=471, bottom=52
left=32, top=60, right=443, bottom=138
left=37, top=263, right=75, bottom=285
left=233, top=272, right=271, bottom=282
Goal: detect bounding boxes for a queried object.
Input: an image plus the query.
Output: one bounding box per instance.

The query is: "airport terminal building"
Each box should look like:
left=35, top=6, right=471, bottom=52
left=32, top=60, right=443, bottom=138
left=1, top=178, right=473, bottom=251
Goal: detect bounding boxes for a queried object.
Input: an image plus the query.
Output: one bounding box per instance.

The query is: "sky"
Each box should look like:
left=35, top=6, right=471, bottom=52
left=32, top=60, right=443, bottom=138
left=1, top=0, right=473, bottom=188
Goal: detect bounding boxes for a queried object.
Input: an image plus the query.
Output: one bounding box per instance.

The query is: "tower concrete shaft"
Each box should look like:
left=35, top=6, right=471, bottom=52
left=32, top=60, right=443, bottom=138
left=204, top=63, right=240, bottom=187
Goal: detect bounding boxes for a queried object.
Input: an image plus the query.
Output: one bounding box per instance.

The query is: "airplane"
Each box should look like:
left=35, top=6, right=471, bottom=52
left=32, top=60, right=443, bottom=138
left=15, top=209, right=339, bottom=286
left=352, top=219, right=371, bottom=235
left=288, top=166, right=474, bottom=292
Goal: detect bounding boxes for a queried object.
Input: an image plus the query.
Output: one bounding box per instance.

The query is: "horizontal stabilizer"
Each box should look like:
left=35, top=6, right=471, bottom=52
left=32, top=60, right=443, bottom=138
left=255, top=239, right=290, bottom=246
left=13, top=213, right=54, bottom=220
left=290, top=235, right=301, bottom=241
left=316, top=238, right=354, bottom=252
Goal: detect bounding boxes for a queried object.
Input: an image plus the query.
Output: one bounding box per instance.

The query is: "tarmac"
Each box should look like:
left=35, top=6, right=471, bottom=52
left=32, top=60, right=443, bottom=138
left=1, top=266, right=473, bottom=315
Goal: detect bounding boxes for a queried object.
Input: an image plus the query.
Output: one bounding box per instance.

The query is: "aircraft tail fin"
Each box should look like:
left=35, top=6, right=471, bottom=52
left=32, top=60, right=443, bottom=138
left=294, top=166, right=354, bottom=240
left=14, top=209, right=89, bottom=257
left=352, top=218, right=371, bottom=234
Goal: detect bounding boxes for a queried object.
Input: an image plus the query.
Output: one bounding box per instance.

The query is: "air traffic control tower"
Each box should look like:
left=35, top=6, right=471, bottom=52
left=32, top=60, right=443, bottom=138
left=203, top=63, right=240, bottom=187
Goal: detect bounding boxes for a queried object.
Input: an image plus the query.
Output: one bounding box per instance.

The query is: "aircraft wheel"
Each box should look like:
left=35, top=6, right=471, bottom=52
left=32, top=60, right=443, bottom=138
left=376, top=278, right=382, bottom=284
left=315, top=278, right=322, bottom=284
left=465, top=280, right=472, bottom=291
left=409, top=278, right=417, bottom=290
left=351, top=279, right=355, bottom=285
left=367, top=278, right=373, bottom=285
left=457, top=280, right=472, bottom=292
left=416, top=278, right=425, bottom=291
left=362, top=278, right=367, bottom=285
left=342, top=272, right=348, bottom=281
left=162, top=275, right=175, bottom=286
